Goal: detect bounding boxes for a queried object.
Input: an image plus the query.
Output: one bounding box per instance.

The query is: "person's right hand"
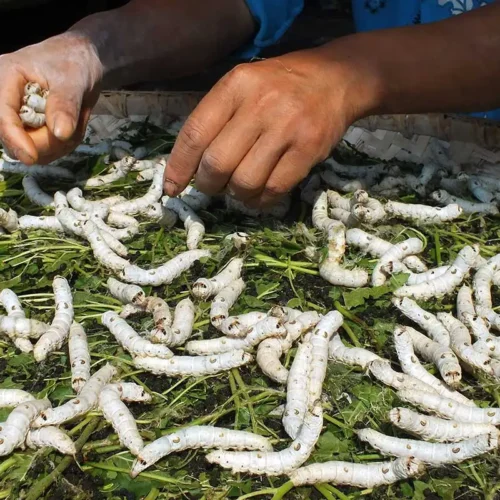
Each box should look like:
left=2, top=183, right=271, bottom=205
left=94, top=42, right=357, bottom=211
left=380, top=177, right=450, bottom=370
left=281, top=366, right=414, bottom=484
left=0, top=32, right=103, bottom=165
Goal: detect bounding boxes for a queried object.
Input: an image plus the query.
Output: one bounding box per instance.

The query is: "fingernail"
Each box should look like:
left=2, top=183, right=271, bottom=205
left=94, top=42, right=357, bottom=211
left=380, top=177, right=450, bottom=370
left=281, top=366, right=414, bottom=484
left=53, top=113, right=74, bottom=140
left=164, top=178, right=181, bottom=196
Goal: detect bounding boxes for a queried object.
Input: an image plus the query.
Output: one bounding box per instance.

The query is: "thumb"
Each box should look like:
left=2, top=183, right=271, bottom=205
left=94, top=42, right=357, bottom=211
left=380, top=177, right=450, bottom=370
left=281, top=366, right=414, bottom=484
left=45, top=83, right=84, bottom=141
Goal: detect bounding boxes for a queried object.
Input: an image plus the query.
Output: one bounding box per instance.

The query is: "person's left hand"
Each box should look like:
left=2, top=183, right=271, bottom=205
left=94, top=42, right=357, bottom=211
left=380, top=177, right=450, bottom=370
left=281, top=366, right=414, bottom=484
left=163, top=47, right=369, bottom=207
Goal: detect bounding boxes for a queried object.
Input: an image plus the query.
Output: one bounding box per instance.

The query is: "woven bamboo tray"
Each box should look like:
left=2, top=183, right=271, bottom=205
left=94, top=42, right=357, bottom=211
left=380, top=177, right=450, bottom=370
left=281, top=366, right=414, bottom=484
left=91, top=90, right=500, bottom=177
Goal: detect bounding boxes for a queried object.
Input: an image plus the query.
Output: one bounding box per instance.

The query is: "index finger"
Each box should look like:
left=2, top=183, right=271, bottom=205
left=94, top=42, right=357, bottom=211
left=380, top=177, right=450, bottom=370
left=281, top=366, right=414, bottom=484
left=0, top=72, right=38, bottom=164
left=164, top=78, right=239, bottom=197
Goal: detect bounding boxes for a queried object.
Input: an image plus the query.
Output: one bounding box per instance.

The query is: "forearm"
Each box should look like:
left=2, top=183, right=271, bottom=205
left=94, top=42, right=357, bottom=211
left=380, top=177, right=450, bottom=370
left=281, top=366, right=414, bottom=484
left=68, top=0, right=256, bottom=87
left=316, top=2, right=500, bottom=119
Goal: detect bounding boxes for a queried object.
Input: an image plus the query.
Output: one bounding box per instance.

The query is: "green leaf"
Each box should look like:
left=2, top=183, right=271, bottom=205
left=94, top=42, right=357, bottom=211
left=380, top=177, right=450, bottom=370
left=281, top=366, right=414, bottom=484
left=342, top=273, right=409, bottom=309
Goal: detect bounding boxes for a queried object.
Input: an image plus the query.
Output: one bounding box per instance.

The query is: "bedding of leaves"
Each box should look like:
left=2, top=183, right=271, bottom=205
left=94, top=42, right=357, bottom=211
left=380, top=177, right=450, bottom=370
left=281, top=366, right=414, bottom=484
left=0, top=123, right=499, bottom=500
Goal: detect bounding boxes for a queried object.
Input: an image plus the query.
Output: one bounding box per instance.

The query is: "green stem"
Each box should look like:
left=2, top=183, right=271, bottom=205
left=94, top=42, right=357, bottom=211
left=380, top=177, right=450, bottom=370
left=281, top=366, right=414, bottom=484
left=0, top=457, right=16, bottom=476
left=232, top=369, right=259, bottom=434
left=315, top=484, right=336, bottom=500
left=433, top=231, right=442, bottom=266
left=25, top=418, right=100, bottom=500
left=321, top=484, right=350, bottom=500
left=271, top=481, right=294, bottom=500
left=228, top=371, right=242, bottom=429
left=237, top=488, right=279, bottom=500
left=323, top=413, right=350, bottom=430
left=144, top=487, right=160, bottom=500
left=340, top=322, right=361, bottom=348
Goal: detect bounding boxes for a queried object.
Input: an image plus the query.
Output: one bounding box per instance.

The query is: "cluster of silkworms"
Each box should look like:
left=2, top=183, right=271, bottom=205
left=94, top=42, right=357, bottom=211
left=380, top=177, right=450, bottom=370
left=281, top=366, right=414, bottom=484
left=1, top=109, right=500, bottom=490
left=19, top=82, right=48, bottom=129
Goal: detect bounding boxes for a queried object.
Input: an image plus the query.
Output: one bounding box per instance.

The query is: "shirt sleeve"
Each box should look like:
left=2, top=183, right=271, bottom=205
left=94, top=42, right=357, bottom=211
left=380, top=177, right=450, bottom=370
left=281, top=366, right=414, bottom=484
left=234, top=0, right=305, bottom=59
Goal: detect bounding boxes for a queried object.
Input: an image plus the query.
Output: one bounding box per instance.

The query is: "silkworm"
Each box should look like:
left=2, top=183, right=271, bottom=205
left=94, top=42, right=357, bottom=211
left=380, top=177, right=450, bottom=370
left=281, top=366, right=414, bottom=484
left=357, top=428, right=498, bottom=465
left=289, top=457, right=425, bottom=488
left=205, top=403, right=323, bottom=475
left=0, top=316, right=48, bottom=339
left=102, top=312, right=173, bottom=359
left=34, top=276, right=74, bottom=362
left=141, top=203, right=178, bottom=228
left=0, top=159, right=74, bottom=180
left=131, top=426, right=273, bottom=477
left=132, top=350, right=253, bottom=377
left=66, top=188, right=109, bottom=219
left=397, top=388, right=500, bottom=424
left=18, top=215, right=64, bottom=232
left=26, top=427, right=76, bottom=455
left=328, top=334, right=381, bottom=368
left=107, top=278, right=146, bottom=305
left=394, top=245, right=478, bottom=300
left=83, top=156, right=136, bottom=188
left=389, top=407, right=497, bottom=443
left=473, top=254, right=500, bottom=330
left=22, top=176, right=54, bottom=207
left=0, top=208, right=19, bottom=232
left=210, top=278, right=246, bottom=327
left=0, top=389, right=35, bottom=408
left=119, top=250, right=211, bottom=286
left=219, top=312, right=268, bottom=337
left=0, top=398, right=51, bottom=455
left=19, top=105, right=45, bottom=128
left=431, top=190, right=498, bottom=215
left=283, top=342, right=313, bottom=439
left=163, top=197, right=205, bottom=249
left=192, top=258, right=244, bottom=300
left=33, top=364, right=117, bottom=427
left=69, top=322, right=91, bottom=393
left=151, top=298, right=196, bottom=347
left=179, top=185, right=212, bottom=211
left=384, top=201, right=463, bottom=224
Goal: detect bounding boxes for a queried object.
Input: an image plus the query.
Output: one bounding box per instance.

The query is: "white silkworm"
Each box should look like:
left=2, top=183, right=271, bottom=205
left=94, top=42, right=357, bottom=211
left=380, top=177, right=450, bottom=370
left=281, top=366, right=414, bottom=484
left=83, top=156, right=135, bottom=188
left=0, top=399, right=51, bottom=455
left=282, top=311, right=321, bottom=345
left=473, top=254, right=500, bottom=329
left=308, top=311, right=343, bottom=404
left=106, top=212, right=140, bottom=240
left=457, top=285, right=500, bottom=352
left=102, top=312, right=173, bottom=359
left=224, top=232, right=250, bottom=250
left=398, top=388, right=500, bottom=424
left=269, top=307, right=302, bottom=322
left=393, top=326, right=473, bottom=406
left=19, top=105, right=45, bottom=128
left=328, top=334, right=381, bottom=368
left=23, top=93, right=46, bottom=112
left=179, top=185, right=212, bottom=211
left=66, top=188, right=109, bottom=219
left=372, top=238, right=424, bottom=287
left=430, top=190, right=498, bottom=215
left=131, top=426, right=273, bottom=477
left=345, top=228, right=427, bottom=272
left=107, top=278, right=146, bottom=305
left=24, top=82, right=41, bottom=95
left=108, top=382, right=152, bottom=403
left=142, top=203, right=178, bottom=228
left=389, top=407, right=497, bottom=443
left=69, top=322, right=91, bottom=393
left=0, top=208, right=19, bottom=232
left=368, top=359, right=436, bottom=393
left=289, top=457, right=425, bottom=488
left=34, top=276, right=74, bottom=362
left=385, top=201, right=463, bottom=224
left=18, top=215, right=64, bottom=232
left=83, top=214, right=128, bottom=257
left=163, top=197, right=205, bottom=249
left=82, top=220, right=130, bottom=272
left=136, top=168, right=155, bottom=182
left=192, top=258, right=244, bottom=300
left=320, top=168, right=368, bottom=193
left=111, top=163, right=164, bottom=214
left=206, top=403, right=323, bottom=475
left=98, top=384, right=144, bottom=456
left=151, top=298, right=196, bottom=346
left=146, top=297, right=172, bottom=336
left=394, top=245, right=478, bottom=300
left=256, top=338, right=287, bottom=384
left=283, top=342, right=313, bottom=439
left=130, top=158, right=162, bottom=172
left=468, top=178, right=495, bottom=203
left=0, top=389, right=35, bottom=407
left=357, top=428, right=498, bottom=465
left=120, top=303, right=145, bottom=319
left=26, top=427, right=76, bottom=455
left=392, top=297, right=450, bottom=345
left=0, top=159, right=74, bottom=180
left=33, top=364, right=117, bottom=427
left=329, top=207, right=359, bottom=227
left=324, top=158, right=395, bottom=179
left=440, top=177, right=468, bottom=197
left=119, top=249, right=211, bottom=286
left=320, top=248, right=369, bottom=287
left=186, top=317, right=285, bottom=355
left=219, top=312, right=268, bottom=337
left=210, top=278, right=246, bottom=327
left=133, top=350, right=253, bottom=377
left=352, top=198, right=387, bottom=224
left=326, top=190, right=368, bottom=211
left=22, top=176, right=54, bottom=207
left=406, top=266, right=449, bottom=285
left=404, top=326, right=462, bottom=387
left=0, top=316, right=48, bottom=339
left=0, top=289, right=24, bottom=320
left=437, top=313, right=493, bottom=375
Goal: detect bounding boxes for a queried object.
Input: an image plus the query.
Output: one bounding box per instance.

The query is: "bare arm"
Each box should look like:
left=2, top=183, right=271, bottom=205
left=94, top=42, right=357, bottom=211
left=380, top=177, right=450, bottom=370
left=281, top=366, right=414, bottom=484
left=163, top=2, right=500, bottom=206
left=0, top=0, right=255, bottom=164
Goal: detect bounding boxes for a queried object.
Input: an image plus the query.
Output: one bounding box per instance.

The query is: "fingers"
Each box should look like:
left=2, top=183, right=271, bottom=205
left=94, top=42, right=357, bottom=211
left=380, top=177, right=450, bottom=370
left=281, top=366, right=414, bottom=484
left=45, top=82, right=84, bottom=141
left=0, top=72, right=38, bottom=164
left=193, top=111, right=261, bottom=195
left=248, top=150, right=313, bottom=208
left=225, top=134, right=289, bottom=201
left=164, top=79, right=239, bottom=197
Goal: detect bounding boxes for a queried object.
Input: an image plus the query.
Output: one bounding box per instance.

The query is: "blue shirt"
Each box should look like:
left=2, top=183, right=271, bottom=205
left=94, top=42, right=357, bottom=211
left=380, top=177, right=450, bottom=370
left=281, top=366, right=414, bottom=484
left=241, top=0, right=499, bottom=119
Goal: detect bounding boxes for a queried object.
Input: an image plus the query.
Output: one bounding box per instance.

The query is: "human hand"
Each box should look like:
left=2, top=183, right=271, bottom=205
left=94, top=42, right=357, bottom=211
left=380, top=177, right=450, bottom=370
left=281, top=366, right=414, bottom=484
left=0, top=32, right=103, bottom=165
left=163, top=46, right=374, bottom=207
